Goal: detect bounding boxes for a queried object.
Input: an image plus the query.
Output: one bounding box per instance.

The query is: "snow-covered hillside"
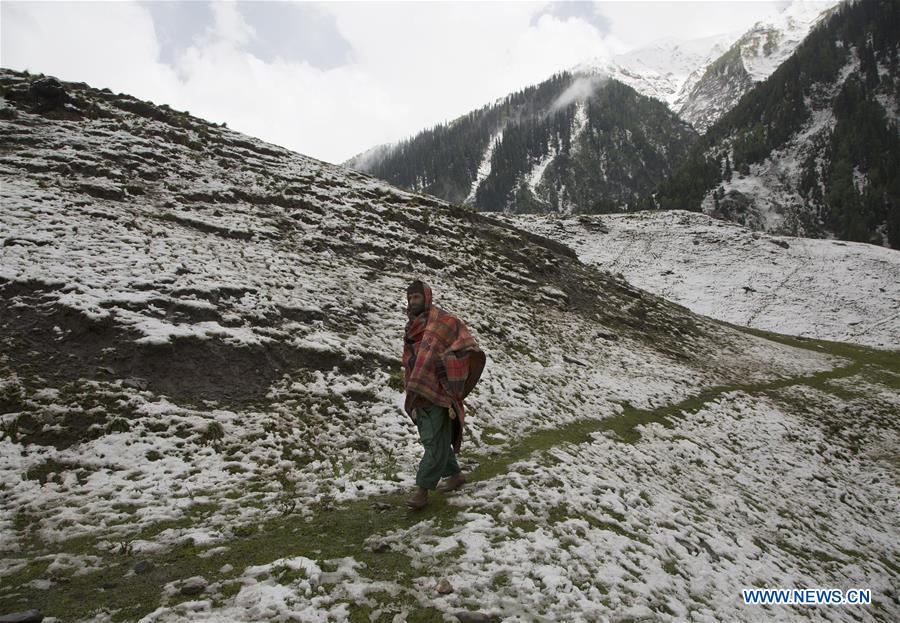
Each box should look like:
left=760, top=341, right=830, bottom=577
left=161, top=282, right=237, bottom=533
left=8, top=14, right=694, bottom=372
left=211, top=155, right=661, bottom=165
left=347, top=73, right=696, bottom=213
left=2, top=70, right=898, bottom=622
left=500, top=210, right=900, bottom=348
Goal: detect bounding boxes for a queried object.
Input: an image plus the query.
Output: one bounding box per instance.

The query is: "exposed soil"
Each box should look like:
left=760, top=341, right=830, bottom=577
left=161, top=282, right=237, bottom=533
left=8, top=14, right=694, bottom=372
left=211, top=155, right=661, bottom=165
left=1, top=279, right=392, bottom=407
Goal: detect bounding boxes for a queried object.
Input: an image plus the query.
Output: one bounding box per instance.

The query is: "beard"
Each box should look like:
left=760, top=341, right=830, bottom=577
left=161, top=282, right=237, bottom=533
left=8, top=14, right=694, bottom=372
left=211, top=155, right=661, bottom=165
left=407, top=302, right=426, bottom=317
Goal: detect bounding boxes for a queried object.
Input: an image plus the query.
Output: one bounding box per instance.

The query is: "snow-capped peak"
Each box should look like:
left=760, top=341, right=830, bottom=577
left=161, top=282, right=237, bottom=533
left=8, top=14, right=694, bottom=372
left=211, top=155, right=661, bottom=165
left=739, top=0, right=841, bottom=81
left=573, top=33, right=737, bottom=106
left=571, top=0, right=841, bottom=126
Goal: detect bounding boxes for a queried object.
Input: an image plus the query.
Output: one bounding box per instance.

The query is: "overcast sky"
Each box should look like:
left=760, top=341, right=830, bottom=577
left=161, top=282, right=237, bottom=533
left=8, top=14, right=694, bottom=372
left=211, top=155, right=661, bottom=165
left=3, top=1, right=800, bottom=164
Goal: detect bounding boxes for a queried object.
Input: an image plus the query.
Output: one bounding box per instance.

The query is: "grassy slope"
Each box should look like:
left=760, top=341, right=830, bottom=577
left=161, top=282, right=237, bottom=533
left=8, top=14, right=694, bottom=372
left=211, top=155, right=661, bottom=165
left=1, top=326, right=896, bottom=621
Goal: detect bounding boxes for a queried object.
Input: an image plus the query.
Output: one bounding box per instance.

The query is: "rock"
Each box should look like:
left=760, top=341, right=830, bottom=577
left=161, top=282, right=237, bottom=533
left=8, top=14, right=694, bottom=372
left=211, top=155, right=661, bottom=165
left=372, top=501, right=391, bottom=511
left=576, top=216, right=609, bottom=234
left=349, top=437, right=371, bottom=452
left=30, top=77, right=66, bottom=99
left=15, top=415, right=40, bottom=435
left=122, top=377, right=149, bottom=390
left=435, top=578, right=453, bottom=594
left=537, top=285, right=569, bottom=305
left=180, top=577, right=206, bottom=596
left=365, top=538, right=391, bottom=553
left=696, top=537, right=720, bottom=562
left=78, top=181, right=126, bottom=202
left=453, top=612, right=497, bottom=623
left=562, top=354, right=587, bottom=367
left=96, top=366, right=115, bottom=376
left=0, top=611, right=44, bottom=623
left=133, top=560, right=154, bottom=574
left=26, top=77, right=73, bottom=116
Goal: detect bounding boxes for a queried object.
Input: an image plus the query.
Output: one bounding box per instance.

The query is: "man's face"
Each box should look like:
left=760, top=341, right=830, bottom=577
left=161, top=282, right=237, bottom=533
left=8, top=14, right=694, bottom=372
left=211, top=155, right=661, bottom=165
left=407, top=292, right=426, bottom=316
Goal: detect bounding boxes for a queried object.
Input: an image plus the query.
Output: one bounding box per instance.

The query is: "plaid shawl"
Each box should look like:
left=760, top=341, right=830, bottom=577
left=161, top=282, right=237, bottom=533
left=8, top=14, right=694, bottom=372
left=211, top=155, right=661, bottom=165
left=403, top=283, right=486, bottom=453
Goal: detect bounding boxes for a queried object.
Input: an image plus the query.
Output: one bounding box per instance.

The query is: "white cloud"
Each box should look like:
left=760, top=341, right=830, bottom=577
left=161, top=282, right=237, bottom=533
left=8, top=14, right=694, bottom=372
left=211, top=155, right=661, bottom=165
left=205, top=0, right=255, bottom=47
left=1, top=1, right=180, bottom=102
left=0, top=1, right=802, bottom=164
left=551, top=74, right=609, bottom=112
left=321, top=1, right=614, bottom=156
left=599, top=1, right=789, bottom=47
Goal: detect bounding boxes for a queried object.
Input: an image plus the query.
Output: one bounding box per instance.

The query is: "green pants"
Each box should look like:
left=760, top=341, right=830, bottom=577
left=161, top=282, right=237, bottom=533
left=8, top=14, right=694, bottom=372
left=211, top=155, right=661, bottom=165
left=415, top=405, right=461, bottom=490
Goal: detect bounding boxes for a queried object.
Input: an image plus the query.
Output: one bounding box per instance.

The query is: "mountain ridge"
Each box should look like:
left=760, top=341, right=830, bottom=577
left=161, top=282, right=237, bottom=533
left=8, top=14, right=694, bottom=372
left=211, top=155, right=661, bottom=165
left=344, top=1, right=850, bottom=227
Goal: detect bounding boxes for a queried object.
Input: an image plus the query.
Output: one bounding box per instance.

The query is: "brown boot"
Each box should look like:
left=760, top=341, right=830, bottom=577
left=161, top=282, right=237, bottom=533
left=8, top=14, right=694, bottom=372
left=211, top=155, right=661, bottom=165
left=406, top=487, right=428, bottom=510
left=437, top=473, right=466, bottom=493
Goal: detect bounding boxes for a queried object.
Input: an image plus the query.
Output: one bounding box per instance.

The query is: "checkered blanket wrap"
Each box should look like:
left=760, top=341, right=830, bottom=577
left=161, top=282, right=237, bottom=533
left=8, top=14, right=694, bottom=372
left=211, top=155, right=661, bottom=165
left=403, top=295, right=485, bottom=453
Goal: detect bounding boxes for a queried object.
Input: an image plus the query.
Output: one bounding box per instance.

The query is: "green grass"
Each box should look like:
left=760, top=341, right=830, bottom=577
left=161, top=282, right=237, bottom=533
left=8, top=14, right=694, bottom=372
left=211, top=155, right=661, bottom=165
left=478, top=425, right=508, bottom=446
left=490, top=571, right=510, bottom=590
left=774, top=537, right=844, bottom=569
left=733, top=324, right=900, bottom=381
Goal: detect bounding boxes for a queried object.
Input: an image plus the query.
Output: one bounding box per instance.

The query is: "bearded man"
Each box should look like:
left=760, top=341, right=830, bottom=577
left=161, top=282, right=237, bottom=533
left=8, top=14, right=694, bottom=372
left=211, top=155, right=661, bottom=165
left=403, top=280, right=486, bottom=510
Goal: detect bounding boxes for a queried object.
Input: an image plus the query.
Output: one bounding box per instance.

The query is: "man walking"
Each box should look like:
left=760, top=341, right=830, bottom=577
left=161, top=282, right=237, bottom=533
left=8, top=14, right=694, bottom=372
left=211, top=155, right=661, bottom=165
left=403, top=280, right=485, bottom=510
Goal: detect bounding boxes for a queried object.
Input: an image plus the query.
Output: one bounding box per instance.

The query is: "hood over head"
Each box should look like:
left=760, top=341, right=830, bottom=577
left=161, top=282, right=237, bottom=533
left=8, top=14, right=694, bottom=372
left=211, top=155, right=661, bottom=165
left=407, top=279, right=433, bottom=305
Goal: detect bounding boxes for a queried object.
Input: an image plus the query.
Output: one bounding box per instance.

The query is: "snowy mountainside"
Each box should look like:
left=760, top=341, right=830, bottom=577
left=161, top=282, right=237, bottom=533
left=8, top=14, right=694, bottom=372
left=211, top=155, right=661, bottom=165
left=1, top=69, right=898, bottom=622
left=740, top=1, right=841, bottom=82
left=652, top=0, right=900, bottom=249
left=679, top=0, right=840, bottom=132
left=576, top=2, right=841, bottom=132
left=500, top=210, right=900, bottom=348
left=698, top=51, right=894, bottom=241
left=344, top=3, right=844, bottom=217
left=345, top=35, right=731, bottom=212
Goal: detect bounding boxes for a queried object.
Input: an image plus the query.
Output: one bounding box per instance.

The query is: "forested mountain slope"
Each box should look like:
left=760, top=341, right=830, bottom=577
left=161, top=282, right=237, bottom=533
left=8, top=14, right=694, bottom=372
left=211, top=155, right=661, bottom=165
left=346, top=74, right=696, bottom=213
left=646, top=0, right=899, bottom=249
